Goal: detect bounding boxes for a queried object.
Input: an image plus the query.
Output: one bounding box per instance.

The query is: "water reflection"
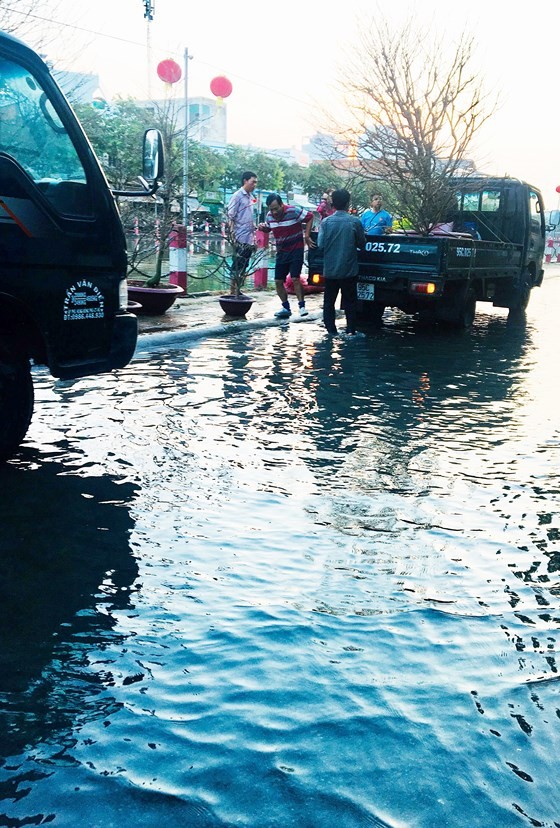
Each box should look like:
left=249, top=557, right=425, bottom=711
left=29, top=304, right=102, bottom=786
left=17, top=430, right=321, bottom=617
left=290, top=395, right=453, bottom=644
left=0, top=455, right=139, bottom=758
left=1, top=289, right=558, bottom=827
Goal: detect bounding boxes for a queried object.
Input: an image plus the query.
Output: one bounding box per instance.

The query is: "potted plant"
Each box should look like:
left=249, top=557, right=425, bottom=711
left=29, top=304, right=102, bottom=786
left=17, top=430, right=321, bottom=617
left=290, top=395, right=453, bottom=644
left=124, top=203, right=185, bottom=315
left=194, top=226, right=268, bottom=318
left=121, top=99, right=187, bottom=315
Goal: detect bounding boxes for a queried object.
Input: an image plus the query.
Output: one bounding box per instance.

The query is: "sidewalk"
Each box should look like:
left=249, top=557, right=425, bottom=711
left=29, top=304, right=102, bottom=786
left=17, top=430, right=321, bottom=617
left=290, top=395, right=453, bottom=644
left=134, top=288, right=325, bottom=353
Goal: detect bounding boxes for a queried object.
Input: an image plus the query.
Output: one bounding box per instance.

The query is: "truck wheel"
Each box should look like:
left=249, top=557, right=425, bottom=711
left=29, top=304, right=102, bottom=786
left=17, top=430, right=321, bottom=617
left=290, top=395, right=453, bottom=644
left=508, top=273, right=531, bottom=316
left=450, top=288, right=476, bottom=329
left=0, top=344, right=34, bottom=462
left=358, top=301, right=386, bottom=324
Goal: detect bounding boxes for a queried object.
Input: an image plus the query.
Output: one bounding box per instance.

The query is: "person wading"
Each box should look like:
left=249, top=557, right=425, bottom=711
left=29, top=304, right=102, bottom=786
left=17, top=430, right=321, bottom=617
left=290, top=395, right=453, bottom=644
left=318, top=188, right=365, bottom=336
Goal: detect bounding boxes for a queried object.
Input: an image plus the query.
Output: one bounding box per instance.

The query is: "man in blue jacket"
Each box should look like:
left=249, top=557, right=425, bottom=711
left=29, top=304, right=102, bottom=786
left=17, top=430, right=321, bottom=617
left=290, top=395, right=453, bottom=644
left=317, top=189, right=366, bottom=336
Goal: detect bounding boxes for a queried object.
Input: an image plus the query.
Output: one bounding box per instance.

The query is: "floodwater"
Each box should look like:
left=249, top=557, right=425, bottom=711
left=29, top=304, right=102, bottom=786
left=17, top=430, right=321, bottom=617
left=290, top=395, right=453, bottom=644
left=1, top=273, right=559, bottom=828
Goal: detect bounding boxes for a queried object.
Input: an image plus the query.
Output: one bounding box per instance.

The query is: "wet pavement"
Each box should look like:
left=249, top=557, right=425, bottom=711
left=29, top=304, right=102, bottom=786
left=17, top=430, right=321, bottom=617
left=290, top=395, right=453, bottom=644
left=1, top=266, right=559, bottom=828
left=134, top=287, right=324, bottom=352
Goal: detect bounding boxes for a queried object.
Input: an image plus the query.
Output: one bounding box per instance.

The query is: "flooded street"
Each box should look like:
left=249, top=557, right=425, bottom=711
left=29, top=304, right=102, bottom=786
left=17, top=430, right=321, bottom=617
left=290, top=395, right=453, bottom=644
left=1, top=273, right=559, bottom=827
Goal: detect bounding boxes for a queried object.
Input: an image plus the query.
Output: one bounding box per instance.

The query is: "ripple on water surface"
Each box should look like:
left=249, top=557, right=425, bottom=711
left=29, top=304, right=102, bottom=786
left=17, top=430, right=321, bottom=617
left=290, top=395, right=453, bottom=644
left=1, top=289, right=560, bottom=827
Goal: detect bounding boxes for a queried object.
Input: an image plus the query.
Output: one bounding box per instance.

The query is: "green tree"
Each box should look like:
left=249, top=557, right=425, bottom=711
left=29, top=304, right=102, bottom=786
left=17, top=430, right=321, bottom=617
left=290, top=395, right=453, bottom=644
left=279, top=160, right=307, bottom=194
left=222, top=146, right=301, bottom=193
left=189, top=143, right=225, bottom=195
left=302, top=161, right=345, bottom=202
left=75, top=98, right=151, bottom=191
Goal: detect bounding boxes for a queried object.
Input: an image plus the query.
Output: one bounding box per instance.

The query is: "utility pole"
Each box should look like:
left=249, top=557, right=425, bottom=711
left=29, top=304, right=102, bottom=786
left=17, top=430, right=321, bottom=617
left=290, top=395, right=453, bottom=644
left=143, top=1, right=155, bottom=99
left=182, top=47, right=192, bottom=228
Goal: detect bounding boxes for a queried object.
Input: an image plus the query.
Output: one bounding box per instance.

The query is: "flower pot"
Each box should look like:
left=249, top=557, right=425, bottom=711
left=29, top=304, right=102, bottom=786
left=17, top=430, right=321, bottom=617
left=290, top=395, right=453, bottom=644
left=218, top=294, right=254, bottom=317
left=127, top=281, right=184, bottom=315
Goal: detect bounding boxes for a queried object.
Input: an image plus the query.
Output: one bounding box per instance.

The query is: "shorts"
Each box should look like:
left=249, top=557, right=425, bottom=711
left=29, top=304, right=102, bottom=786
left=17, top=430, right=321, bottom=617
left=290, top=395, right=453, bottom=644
left=274, top=250, right=304, bottom=282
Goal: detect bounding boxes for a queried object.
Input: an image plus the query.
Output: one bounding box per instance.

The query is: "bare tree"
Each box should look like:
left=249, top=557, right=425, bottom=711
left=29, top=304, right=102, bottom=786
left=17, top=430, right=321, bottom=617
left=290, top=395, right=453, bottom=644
left=335, top=18, right=496, bottom=232
left=0, top=1, right=63, bottom=48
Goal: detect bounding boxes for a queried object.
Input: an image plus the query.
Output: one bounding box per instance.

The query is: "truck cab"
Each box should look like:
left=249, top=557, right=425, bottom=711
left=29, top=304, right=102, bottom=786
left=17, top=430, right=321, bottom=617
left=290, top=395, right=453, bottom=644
left=445, top=177, right=546, bottom=288
left=0, top=30, right=163, bottom=460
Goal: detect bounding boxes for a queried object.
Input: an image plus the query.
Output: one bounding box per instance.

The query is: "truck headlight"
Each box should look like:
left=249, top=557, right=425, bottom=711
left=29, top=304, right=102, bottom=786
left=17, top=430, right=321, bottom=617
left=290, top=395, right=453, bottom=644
left=119, top=279, right=129, bottom=310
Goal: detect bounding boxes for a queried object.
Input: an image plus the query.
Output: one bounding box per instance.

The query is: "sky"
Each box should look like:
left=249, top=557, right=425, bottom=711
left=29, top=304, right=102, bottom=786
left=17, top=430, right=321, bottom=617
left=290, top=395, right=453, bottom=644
left=27, top=0, right=560, bottom=211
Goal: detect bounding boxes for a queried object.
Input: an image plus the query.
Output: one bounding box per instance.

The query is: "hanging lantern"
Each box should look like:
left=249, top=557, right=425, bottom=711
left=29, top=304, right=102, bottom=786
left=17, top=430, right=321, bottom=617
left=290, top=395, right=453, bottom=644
left=157, top=59, right=182, bottom=85
left=210, top=75, right=233, bottom=106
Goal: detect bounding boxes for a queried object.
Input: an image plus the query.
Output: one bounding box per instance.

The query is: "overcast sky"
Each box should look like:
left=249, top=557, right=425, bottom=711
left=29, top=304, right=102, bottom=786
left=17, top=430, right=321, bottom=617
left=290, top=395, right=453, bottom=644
left=33, top=0, right=560, bottom=209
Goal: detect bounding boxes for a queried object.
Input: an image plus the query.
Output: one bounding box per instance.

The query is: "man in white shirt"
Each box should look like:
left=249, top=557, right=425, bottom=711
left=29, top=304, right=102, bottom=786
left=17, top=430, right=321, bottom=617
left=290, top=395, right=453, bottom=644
left=227, top=171, right=258, bottom=292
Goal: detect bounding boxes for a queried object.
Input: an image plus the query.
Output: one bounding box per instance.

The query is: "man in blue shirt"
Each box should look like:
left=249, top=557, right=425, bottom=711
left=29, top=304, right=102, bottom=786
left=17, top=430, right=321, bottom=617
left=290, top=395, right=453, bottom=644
left=360, top=194, right=392, bottom=235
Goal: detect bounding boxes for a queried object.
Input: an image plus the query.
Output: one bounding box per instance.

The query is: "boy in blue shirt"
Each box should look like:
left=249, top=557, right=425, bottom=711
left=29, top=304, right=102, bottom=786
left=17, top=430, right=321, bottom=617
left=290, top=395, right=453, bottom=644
left=360, top=194, right=392, bottom=235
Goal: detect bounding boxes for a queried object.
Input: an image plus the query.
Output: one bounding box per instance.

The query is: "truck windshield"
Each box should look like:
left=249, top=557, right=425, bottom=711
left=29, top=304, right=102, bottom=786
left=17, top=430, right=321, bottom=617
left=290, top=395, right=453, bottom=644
left=0, top=57, right=92, bottom=215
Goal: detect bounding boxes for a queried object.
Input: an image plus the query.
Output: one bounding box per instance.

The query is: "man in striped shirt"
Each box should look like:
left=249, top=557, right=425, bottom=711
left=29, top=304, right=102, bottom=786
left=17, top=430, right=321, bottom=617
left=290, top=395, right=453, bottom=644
left=259, top=194, right=314, bottom=318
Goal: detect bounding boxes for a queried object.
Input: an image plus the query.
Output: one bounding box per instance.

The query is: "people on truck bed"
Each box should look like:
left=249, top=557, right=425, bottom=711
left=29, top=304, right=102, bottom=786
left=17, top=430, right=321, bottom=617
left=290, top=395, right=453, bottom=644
left=317, top=189, right=335, bottom=222
left=360, top=194, right=393, bottom=235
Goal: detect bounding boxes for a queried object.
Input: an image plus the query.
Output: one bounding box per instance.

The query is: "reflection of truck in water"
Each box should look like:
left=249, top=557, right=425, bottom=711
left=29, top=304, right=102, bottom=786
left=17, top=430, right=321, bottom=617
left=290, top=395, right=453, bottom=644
left=308, top=177, right=546, bottom=327
left=0, top=30, right=163, bottom=461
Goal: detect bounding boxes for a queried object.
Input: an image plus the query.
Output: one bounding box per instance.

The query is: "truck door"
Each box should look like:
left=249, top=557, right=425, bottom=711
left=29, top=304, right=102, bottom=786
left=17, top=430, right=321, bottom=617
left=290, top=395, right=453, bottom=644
left=0, top=50, right=129, bottom=375
left=527, top=189, right=545, bottom=278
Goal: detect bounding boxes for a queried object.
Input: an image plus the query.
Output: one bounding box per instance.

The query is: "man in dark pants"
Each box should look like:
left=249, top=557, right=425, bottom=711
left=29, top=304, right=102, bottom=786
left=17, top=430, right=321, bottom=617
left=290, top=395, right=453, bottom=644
left=227, top=171, right=258, bottom=293
left=317, top=188, right=365, bottom=335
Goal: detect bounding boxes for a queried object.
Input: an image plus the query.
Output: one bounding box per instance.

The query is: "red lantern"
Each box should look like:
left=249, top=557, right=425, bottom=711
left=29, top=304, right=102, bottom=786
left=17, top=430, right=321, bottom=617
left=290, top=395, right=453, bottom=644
left=556, top=185, right=560, bottom=194
left=157, top=59, right=182, bottom=85
left=210, top=75, right=233, bottom=100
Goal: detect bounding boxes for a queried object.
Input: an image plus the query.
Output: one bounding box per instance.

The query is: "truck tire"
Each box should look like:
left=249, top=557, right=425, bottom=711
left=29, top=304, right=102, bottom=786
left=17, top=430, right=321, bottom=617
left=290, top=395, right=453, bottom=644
left=508, top=273, right=532, bottom=316
left=449, top=288, right=476, bottom=329
left=357, top=301, right=386, bottom=324
left=0, top=343, right=34, bottom=462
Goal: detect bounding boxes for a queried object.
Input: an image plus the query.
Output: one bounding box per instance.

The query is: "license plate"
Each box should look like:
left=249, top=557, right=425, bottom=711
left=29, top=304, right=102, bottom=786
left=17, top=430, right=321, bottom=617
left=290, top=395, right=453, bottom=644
left=357, top=282, right=375, bottom=301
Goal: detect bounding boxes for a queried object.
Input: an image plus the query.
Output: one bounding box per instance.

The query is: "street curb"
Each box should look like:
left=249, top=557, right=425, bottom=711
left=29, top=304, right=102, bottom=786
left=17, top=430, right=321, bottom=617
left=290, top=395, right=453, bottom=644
left=134, top=310, right=323, bottom=355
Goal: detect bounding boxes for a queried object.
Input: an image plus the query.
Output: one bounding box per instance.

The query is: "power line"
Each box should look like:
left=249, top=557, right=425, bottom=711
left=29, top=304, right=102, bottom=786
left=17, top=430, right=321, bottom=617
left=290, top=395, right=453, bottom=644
left=6, top=7, right=310, bottom=108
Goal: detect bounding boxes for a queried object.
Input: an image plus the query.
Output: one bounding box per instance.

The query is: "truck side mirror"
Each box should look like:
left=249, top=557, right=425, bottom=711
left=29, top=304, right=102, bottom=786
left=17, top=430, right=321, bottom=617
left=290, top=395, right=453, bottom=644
left=111, top=129, right=165, bottom=198
left=143, top=129, right=164, bottom=183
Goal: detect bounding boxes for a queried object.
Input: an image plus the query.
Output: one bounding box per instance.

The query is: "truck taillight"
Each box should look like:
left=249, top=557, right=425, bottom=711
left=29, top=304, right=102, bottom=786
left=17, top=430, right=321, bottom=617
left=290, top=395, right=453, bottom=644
left=310, top=273, right=322, bottom=285
left=119, top=279, right=129, bottom=309
left=410, top=282, right=436, bottom=294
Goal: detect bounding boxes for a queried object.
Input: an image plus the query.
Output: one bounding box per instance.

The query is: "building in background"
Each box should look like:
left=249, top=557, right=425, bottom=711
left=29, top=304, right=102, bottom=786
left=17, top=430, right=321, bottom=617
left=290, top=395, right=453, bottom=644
left=136, top=96, right=227, bottom=151
left=52, top=69, right=105, bottom=106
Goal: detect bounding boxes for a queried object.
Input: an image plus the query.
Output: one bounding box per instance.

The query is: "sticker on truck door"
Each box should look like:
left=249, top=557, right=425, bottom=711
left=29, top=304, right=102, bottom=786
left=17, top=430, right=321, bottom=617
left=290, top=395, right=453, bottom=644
left=64, top=281, right=104, bottom=321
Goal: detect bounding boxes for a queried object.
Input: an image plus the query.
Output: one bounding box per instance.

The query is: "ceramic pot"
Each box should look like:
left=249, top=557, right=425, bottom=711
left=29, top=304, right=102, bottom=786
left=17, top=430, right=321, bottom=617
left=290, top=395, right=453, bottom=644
left=218, top=294, right=254, bottom=317
left=127, top=281, right=184, bottom=315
